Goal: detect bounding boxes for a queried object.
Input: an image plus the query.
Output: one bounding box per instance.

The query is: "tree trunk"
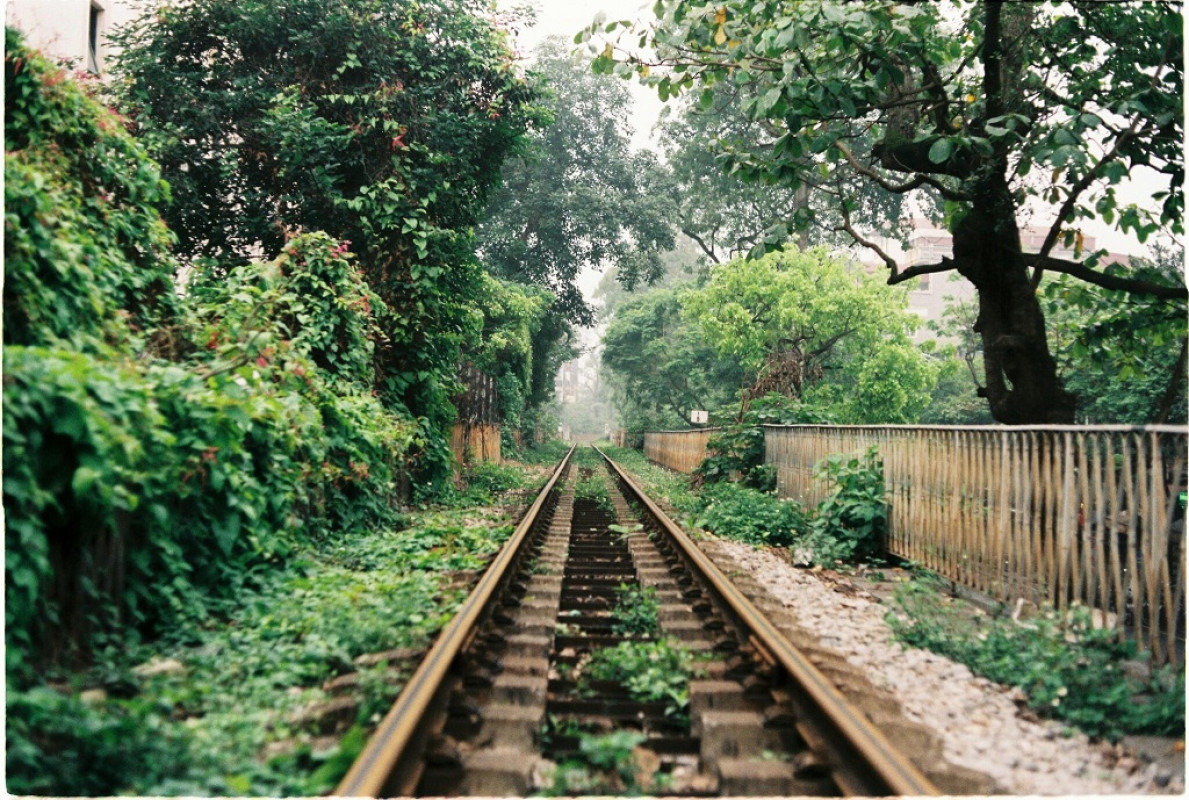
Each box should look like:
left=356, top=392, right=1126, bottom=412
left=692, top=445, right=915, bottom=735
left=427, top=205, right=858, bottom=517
left=953, top=176, right=1076, bottom=424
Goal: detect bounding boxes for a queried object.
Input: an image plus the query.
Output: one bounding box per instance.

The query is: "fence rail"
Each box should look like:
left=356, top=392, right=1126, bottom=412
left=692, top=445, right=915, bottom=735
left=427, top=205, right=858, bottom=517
left=643, top=429, right=719, bottom=473
left=764, top=424, right=1187, bottom=665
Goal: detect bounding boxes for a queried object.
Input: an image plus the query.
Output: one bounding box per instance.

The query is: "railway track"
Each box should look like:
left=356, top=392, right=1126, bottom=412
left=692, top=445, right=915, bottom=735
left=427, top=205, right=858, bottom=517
left=335, top=446, right=941, bottom=796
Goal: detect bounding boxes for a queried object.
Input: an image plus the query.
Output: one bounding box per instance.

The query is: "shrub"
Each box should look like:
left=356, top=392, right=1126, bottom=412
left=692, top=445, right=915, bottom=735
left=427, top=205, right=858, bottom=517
left=3, top=31, right=416, bottom=676
left=795, top=447, right=887, bottom=565
left=4, top=28, right=177, bottom=350
left=693, top=481, right=809, bottom=548
left=694, top=394, right=832, bottom=490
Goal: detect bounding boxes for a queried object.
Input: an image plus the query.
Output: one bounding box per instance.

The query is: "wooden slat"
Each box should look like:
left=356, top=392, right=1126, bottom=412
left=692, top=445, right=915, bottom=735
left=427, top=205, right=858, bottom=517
left=754, top=424, right=1187, bottom=665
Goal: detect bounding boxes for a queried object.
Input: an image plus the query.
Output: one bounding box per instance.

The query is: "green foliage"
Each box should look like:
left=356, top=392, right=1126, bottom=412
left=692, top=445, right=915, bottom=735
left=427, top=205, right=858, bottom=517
left=5, top=686, right=192, bottom=796
left=465, top=274, right=566, bottom=444
left=435, top=461, right=534, bottom=509
left=543, top=729, right=649, bottom=796
left=919, top=296, right=994, bottom=425
left=799, top=447, right=887, bottom=566
left=601, top=286, right=745, bottom=432
left=611, top=584, right=661, bottom=638
left=4, top=236, right=415, bottom=677
left=189, top=233, right=384, bottom=389
left=598, top=445, right=703, bottom=521
left=479, top=37, right=675, bottom=325
left=4, top=28, right=177, bottom=349
left=1042, top=247, right=1187, bottom=424
left=582, top=639, right=696, bottom=721
left=2, top=41, right=417, bottom=674
left=511, top=439, right=571, bottom=466
left=695, top=394, right=832, bottom=489
left=583, top=1, right=1185, bottom=425
left=681, top=247, right=937, bottom=423
left=889, top=578, right=1185, bottom=741
left=658, top=82, right=914, bottom=263
left=573, top=470, right=613, bottom=511
left=7, top=498, right=518, bottom=796
left=112, top=0, right=544, bottom=478
left=693, top=482, right=809, bottom=548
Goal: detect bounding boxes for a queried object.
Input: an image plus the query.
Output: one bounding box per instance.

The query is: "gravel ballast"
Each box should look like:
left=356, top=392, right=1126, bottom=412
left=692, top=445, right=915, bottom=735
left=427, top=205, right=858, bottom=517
left=709, top=538, right=1184, bottom=795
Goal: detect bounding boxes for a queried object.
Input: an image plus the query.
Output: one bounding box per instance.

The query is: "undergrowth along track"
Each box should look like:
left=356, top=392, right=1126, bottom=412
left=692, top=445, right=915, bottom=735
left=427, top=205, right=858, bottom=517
left=335, top=446, right=940, bottom=796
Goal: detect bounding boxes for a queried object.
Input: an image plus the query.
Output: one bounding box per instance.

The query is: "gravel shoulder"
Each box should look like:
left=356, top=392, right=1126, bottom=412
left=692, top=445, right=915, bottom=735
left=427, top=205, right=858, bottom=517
left=706, top=537, right=1185, bottom=796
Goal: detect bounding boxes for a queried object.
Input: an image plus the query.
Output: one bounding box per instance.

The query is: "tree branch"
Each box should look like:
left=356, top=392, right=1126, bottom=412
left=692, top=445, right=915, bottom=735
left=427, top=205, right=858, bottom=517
left=1037, top=116, right=1146, bottom=261
left=831, top=177, right=901, bottom=275
left=836, top=141, right=970, bottom=200
left=887, top=258, right=960, bottom=286
left=680, top=226, right=720, bottom=264
left=1022, top=253, right=1189, bottom=300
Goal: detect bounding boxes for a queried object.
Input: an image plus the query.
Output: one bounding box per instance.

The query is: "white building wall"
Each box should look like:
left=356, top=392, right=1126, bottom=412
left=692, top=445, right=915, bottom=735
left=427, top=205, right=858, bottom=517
left=7, top=0, right=141, bottom=73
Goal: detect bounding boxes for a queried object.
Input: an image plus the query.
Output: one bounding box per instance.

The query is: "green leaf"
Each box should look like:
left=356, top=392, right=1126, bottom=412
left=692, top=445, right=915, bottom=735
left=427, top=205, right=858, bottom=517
left=927, top=137, right=953, bottom=164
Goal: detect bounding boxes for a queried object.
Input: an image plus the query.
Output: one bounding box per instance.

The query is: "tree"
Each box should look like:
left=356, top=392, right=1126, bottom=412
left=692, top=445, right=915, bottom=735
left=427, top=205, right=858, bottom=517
left=919, top=299, right=995, bottom=424
left=1042, top=244, right=1187, bottom=424
left=601, top=288, right=744, bottom=429
left=112, top=0, right=542, bottom=472
left=658, top=83, right=918, bottom=263
left=478, top=37, right=675, bottom=326
left=680, top=246, right=937, bottom=423
left=584, top=1, right=1185, bottom=424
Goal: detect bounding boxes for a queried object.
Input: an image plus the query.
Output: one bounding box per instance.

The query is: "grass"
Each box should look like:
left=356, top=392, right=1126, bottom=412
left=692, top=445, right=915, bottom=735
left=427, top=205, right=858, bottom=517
left=6, top=460, right=544, bottom=796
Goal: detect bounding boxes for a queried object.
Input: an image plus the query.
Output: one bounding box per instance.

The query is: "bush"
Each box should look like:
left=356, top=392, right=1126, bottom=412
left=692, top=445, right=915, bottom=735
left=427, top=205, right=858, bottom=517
left=3, top=29, right=416, bottom=677
left=5, top=686, right=192, bottom=796
left=694, top=394, right=832, bottom=490
left=795, top=447, right=886, bottom=565
left=5, top=29, right=178, bottom=351
left=693, top=482, right=809, bottom=548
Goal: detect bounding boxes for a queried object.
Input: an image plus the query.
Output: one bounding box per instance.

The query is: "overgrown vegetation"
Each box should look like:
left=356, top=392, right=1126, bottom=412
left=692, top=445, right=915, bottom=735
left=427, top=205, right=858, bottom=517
left=888, top=573, right=1185, bottom=741
left=693, top=482, right=807, bottom=548
left=693, top=446, right=887, bottom=567
left=6, top=473, right=532, bottom=796
left=581, top=639, right=698, bottom=724
left=4, top=34, right=415, bottom=680
left=2, top=34, right=552, bottom=794
left=111, top=0, right=550, bottom=479
left=611, top=584, right=661, bottom=638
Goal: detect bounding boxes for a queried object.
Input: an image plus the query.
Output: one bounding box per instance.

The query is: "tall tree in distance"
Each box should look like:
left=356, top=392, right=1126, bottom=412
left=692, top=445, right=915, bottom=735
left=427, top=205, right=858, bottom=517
left=585, top=1, right=1185, bottom=424
left=479, top=37, right=675, bottom=327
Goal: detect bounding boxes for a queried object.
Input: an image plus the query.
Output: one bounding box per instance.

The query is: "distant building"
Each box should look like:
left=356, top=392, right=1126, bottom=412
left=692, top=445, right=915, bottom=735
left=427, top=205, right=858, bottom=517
left=7, top=0, right=141, bottom=75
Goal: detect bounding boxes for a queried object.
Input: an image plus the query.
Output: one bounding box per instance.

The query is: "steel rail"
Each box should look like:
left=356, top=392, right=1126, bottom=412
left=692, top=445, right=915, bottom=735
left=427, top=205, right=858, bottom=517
left=597, top=447, right=941, bottom=797
left=335, top=445, right=575, bottom=797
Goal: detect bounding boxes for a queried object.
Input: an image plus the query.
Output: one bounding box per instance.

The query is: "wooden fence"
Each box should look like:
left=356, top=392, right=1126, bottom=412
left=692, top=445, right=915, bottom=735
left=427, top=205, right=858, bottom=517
left=452, top=363, right=500, bottom=464
left=643, top=429, right=719, bottom=473
left=764, top=424, right=1187, bottom=665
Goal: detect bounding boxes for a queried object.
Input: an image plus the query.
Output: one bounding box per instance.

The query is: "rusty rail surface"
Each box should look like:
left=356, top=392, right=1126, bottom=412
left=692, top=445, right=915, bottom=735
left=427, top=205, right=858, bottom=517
left=334, top=445, right=574, bottom=797
left=597, top=447, right=940, bottom=797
